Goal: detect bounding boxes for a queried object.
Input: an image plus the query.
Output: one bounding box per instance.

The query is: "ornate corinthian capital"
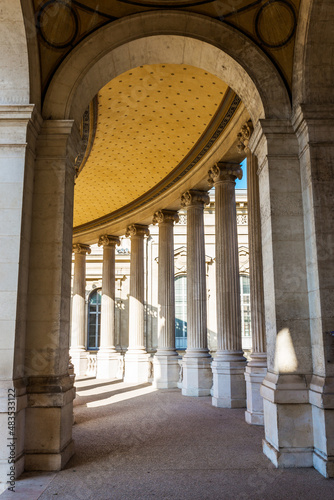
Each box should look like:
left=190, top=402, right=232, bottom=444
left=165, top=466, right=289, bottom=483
left=237, top=120, right=254, bottom=154
left=208, top=163, right=243, bottom=186
left=125, top=224, right=150, bottom=238
left=180, top=190, right=210, bottom=208
left=98, top=234, right=120, bottom=247
left=72, top=243, right=91, bottom=255
left=152, top=210, right=179, bottom=225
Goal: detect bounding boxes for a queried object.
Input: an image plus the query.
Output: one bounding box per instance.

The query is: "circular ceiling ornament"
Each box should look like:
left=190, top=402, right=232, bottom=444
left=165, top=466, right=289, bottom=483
left=117, top=0, right=214, bottom=7
left=37, top=0, right=79, bottom=49
left=255, top=0, right=296, bottom=49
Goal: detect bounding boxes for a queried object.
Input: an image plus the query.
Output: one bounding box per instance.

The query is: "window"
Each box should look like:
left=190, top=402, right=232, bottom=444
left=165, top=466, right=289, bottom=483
left=240, top=275, right=251, bottom=349
left=87, top=288, right=102, bottom=350
left=175, top=275, right=187, bottom=349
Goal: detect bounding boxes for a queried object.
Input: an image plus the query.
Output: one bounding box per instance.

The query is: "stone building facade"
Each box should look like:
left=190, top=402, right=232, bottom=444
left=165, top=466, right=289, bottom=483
left=0, top=0, right=333, bottom=491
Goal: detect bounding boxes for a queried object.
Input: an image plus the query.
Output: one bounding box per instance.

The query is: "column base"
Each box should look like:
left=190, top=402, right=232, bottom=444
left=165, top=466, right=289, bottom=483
left=245, top=353, right=267, bottom=425
left=96, top=351, right=121, bottom=379
left=25, top=439, right=75, bottom=471
left=153, top=353, right=179, bottom=389
left=212, top=352, right=247, bottom=408
left=262, top=438, right=313, bottom=468
left=261, top=372, right=313, bottom=469
left=309, top=375, right=334, bottom=478
left=182, top=352, right=212, bottom=397
left=124, top=351, right=150, bottom=383
left=24, top=378, right=75, bottom=472
left=69, top=348, right=88, bottom=377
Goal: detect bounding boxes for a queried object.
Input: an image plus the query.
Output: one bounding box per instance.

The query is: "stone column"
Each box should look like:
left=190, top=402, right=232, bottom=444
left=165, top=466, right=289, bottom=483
left=208, top=163, right=247, bottom=408
left=25, top=120, right=79, bottom=471
left=70, top=243, right=91, bottom=376
left=180, top=190, right=212, bottom=396
left=250, top=119, right=313, bottom=471
left=238, top=123, right=267, bottom=424
left=124, top=224, right=150, bottom=383
left=152, top=210, right=180, bottom=388
left=96, top=235, right=121, bottom=379
left=0, top=105, right=40, bottom=486
left=294, top=105, right=334, bottom=478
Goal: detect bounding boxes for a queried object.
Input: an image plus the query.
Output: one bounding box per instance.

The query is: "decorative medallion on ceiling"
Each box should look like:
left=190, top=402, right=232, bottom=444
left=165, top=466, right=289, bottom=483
left=34, top=0, right=300, bottom=98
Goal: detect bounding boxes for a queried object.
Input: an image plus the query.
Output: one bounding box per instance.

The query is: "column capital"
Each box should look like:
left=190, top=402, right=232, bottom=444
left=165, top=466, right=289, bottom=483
left=125, top=224, right=150, bottom=238
left=98, top=234, right=120, bottom=247
left=208, top=163, right=242, bottom=186
left=180, top=190, right=210, bottom=208
left=153, top=210, right=179, bottom=225
left=72, top=243, right=91, bottom=255
left=237, top=120, right=254, bottom=154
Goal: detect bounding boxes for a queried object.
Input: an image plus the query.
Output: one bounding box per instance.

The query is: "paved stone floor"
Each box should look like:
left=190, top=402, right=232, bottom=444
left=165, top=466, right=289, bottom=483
left=2, top=378, right=334, bottom=499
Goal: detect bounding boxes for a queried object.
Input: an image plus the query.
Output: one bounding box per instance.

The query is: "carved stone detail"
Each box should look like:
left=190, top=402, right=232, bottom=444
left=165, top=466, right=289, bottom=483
left=237, top=120, right=254, bottom=154
left=208, top=163, right=243, bottom=186
left=180, top=190, right=210, bottom=208
left=98, top=234, right=120, bottom=247
left=125, top=224, right=150, bottom=238
left=72, top=243, right=91, bottom=255
left=153, top=210, right=179, bottom=225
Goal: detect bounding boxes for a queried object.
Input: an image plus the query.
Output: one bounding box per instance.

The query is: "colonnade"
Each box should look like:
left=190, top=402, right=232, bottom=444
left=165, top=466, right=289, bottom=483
left=70, top=135, right=267, bottom=422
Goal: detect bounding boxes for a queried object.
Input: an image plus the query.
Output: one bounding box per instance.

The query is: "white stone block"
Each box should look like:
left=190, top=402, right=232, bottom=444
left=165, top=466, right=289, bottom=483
left=153, top=355, right=179, bottom=389
left=182, top=357, right=212, bottom=397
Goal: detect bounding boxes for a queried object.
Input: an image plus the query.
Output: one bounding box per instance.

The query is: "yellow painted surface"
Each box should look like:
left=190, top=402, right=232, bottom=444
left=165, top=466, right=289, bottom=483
left=73, top=64, right=228, bottom=227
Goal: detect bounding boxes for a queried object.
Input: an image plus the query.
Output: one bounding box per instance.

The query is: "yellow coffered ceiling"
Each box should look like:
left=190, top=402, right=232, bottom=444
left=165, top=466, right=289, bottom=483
left=73, top=64, right=232, bottom=229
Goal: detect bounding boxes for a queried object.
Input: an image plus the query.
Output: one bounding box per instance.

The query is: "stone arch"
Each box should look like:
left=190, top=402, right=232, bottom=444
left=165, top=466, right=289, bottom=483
left=43, top=11, right=291, bottom=125
left=293, top=0, right=334, bottom=106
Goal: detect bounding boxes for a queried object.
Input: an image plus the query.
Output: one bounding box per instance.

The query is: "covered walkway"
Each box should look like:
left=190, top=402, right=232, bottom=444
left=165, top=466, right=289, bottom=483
left=2, top=378, right=333, bottom=499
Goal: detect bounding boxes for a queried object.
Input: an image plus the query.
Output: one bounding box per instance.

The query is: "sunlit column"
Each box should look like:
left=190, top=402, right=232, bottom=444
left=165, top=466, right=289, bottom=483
left=70, top=243, right=91, bottom=376
left=208, top=162, right=247, bottom=408
left=124, top=224, right=150, bottom=383
left=242, top=141, right=267, bottom=424
left=180, top=190, right=212, bottom=397
left=96, top=235, right=121, bottom=379
left=153, top=210, right=180, bottom=388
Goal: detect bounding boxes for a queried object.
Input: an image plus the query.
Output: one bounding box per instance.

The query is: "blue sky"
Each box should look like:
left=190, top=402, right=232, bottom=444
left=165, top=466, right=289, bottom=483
left=235, top=158, right=247, bottom=190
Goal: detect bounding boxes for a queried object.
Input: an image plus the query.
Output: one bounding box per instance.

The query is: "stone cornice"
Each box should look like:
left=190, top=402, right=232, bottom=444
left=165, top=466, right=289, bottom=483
left=98, top=234, right=120, bottom=247
left=152, top=210, right=179, bottom=225
left=208, top=162, right=242, bottom=186
left=125, top=224, right=150, bottom=238
left=180, top=190, right=210, bottom=208
left=72, top=243, right=91, bottom=255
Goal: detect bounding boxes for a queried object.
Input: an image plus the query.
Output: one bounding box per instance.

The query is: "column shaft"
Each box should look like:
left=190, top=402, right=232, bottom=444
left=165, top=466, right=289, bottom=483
left=209, top=163, right=247, bottom=408
left=124, top=224, right=150, bottom=383
left=181, top=191, right=212, bottom=397
left=70, top=244, right=90, bottom=376
left=153, top=210, right=179, bottom=388
left=71, top=251, right=87, bottom=348
left=244, top=149, right=267, bottom=425
left=96, top=235, right=121, bottom=379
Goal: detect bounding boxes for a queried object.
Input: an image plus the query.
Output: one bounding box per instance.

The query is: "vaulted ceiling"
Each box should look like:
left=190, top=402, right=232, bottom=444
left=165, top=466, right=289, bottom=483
left=31, top=0, right=299, bottom=236
left=73, top=64, right=240, bottom=231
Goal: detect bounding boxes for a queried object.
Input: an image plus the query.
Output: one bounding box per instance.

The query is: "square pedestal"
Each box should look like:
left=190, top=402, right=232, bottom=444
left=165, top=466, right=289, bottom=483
left=212, top=359, right=246, bottom=408
left=182, top=356, right=212, bottom=397
left=153, top=355, right=179, bottom=389
left=124, top=352, right=150, bottom=383
left=96, top=352, right=121, bottom=380
left=245, top=364, right=267, bottom=425
left=69, top=349, right=88, bottom=377
left=261, top=373, right=313, bottom=469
